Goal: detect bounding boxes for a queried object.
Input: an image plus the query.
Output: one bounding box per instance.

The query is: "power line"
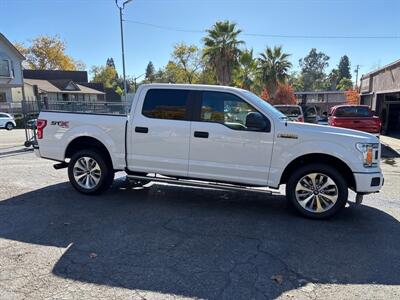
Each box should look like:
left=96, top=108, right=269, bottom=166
left=124, top=20, right=203, bottom=33
left=124, top=19, right=400, bottom=39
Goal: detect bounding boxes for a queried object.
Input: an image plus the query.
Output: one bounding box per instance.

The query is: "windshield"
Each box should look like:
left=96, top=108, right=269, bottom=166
left=275, top=106, right=301, bottom=117
left=335, top=106, right=372, bottom=117
left=241, top=90, right=287, bottom=119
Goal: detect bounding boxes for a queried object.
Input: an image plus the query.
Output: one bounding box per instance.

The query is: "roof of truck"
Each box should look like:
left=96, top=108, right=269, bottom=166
left=139, top=83, right=246, bottom=92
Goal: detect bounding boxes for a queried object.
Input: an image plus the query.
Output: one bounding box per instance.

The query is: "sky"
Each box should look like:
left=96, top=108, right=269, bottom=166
left=1, top=0, right=399, bottom=83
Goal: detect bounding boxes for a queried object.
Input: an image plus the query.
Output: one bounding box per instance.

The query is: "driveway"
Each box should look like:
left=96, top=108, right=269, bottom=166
left=0, top=152, right=399, bottom=299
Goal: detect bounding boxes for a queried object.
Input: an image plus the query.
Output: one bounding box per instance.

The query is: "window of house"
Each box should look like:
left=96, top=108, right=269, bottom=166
left=200, top=91, right=258, bottom=130
left=0, top=60, right=10, bottom=77
left=318, top=94, right=324, bottom=102
left=142, top=89, right=189, bottom=120
left=0, top=92, right=6, bottom=102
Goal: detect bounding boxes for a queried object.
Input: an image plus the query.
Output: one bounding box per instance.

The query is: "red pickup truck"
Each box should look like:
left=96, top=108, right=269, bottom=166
left=328, top=105, right=381, bottom=136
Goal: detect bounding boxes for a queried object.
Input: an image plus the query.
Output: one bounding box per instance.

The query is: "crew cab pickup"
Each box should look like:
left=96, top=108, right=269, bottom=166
left=328, top=105, right=381, bottom=136
left=35, top=84, right=384, bottom=219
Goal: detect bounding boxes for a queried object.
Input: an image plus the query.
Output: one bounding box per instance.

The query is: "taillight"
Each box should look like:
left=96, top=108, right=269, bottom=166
left=297, top=116, right=304, bottom=122
left=36, top=119, right=47, bottom=139
left=375, top=118, right=382, bottom=129
left=329, top=117, right=337, bottom=126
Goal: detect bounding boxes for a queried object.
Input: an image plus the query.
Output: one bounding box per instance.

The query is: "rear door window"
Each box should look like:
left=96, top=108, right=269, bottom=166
left=142, top=89, right=189, bottom=120
left=335, top=107, right=371, bottom=117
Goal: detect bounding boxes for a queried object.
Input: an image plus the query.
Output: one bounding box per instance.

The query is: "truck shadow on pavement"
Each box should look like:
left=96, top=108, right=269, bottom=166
left=0, top=178, right=399, bottom=299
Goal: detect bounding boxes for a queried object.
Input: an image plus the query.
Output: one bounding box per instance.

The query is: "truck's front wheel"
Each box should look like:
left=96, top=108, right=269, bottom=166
left=286, top=164, right=348, bottom=219
left=68, top=149, right=114, bottom=195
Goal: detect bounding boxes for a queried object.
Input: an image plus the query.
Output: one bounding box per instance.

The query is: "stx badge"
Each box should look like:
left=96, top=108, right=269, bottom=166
left=51, top=121, right=69, bottom=128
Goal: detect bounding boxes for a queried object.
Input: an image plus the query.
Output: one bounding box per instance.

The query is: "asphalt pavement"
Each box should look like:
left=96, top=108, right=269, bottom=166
left=0, top=131, right=400, bottom=299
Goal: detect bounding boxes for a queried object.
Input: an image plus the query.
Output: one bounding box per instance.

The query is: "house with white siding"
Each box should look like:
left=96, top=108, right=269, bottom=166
left=0, top=33, right=25, bottom=111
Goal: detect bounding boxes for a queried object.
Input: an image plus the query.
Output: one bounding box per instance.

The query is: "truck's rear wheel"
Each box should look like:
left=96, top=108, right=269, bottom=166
left=286, top=164, right=348, bottom=219
left=68, top=149, right=114, bottom=195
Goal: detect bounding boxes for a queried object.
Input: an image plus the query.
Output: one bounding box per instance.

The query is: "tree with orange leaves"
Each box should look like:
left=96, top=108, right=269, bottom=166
left=260, top=88, right=270, bottom=101
left=345, top=89, right=360, bottom=105
left=261, top=84, right=296, bottom=105
left=273, top=84, right=296, bottom=105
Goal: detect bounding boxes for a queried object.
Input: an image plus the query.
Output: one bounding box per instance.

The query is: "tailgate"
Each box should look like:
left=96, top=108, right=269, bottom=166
left=334, top=117, right=380, bottom=133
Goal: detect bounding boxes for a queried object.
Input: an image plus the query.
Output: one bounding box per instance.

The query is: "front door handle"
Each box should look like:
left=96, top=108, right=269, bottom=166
left=194, top=131, right=209, bottom=138
left=135, top=126, right=149, bottom=133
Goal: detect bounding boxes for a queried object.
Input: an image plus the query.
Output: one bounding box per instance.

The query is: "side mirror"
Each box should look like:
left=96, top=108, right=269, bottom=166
left=246, top=112, right=270, bottom=131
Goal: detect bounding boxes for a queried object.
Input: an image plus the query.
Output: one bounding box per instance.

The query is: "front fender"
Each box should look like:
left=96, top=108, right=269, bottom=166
left=268, top=140, right=361, bottom=187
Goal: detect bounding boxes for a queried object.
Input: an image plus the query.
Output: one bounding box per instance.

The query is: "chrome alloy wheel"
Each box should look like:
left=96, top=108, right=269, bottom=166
left=73, top=157, right=102, bottom=189
left=295, top=173, right=338, bottom=213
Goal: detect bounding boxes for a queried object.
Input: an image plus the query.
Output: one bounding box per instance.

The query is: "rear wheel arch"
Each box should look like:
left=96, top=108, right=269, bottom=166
left=279, top=153, right=356, bottom=190
left=65, top=136, right=113, bottom=169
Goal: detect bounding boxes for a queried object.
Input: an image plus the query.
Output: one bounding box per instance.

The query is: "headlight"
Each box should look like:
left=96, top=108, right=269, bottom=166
left=356, top=143, right=379, bottom=167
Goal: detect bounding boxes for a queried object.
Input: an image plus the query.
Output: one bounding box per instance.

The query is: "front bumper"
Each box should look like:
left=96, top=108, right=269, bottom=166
left=353, top=172, right=384, bottom=193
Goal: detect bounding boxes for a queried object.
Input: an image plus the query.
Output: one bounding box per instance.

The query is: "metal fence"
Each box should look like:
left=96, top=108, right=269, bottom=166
left=3, top=99, right=129, bottom=147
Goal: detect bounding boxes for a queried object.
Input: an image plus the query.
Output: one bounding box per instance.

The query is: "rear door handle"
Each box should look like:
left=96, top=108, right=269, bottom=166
left=135, top=126, right=148, bottom=133
left=194, top=131, right=209, bottom=138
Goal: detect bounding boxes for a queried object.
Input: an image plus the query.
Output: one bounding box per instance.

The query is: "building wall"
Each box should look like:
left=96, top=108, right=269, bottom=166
left=372, top=66, right=400, bottom=92
left=0, top=87, right=12, bottom=103
left=0, top=41, right=23, bottom=88
left=326, top=93, right=346, bottom=103
left=11, top=87, right=24, bottom=102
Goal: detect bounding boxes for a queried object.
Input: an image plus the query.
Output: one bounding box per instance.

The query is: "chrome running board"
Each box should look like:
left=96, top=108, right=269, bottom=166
left=126, top=174, right=281, bottom=195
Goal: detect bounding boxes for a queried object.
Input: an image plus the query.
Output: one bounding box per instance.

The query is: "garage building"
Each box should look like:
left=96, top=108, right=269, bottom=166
left=360, top=59, right=400, bottom=135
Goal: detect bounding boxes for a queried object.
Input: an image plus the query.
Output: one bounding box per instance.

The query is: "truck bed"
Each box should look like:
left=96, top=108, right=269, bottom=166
left=37, top=111, right=127, bottom=170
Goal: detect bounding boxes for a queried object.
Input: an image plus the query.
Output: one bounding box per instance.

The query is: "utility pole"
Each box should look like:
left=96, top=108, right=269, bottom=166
left=354, top=64, right=361, bottom=90
left=115, top=0, right=133, bottom=110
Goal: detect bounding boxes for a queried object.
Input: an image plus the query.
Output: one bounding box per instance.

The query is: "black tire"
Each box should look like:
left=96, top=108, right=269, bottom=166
left=68, top=149, right=114, bottom=195
left=286, top=164, right=348, bottom=219
left=5, top=122, right=14, bottom=130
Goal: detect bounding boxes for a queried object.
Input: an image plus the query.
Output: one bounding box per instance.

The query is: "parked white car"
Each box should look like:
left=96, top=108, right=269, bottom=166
left=34, top=84, right=383, bottom=219
left=0, top=112, right=16, bottom=130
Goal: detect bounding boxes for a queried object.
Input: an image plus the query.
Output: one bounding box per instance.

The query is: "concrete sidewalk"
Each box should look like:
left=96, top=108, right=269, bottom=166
left=0, top=129, right=26, bottom=149
left=381, top=135, right=400, bottom=155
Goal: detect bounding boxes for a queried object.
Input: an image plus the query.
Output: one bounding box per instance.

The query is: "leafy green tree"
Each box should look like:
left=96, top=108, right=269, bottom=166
left=197, top=63, right=218, bottom=85
left=287, top=71, right=304, bottom=92
left=327, top=68, right=339, bottom=90
left=145, top=61, right=156, bottom=83
left=171, top=43, right=203, bottom=83
left=203, top=20, right=244, bottom=85
left=91, top=65, right=118, bottom=88
left=337, top=55, right=351, bottom=82
left=106, top=57, right=116, bottom=69
left=258, top=46, right=292, bottom=97
left=115, top=86, right=123, bottom=95
left=233, top=49, right=258, bottom=91
left=15, top=35, right=85, bottom=70
left=299, top=48, right=330, bottom=91
left=337, top=77, right=353, bottom=91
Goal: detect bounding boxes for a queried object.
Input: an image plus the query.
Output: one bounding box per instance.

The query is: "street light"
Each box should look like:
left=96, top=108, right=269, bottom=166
left=133, top=73, right=145, bottom=92
left=115, top=0, right=133, bottom=108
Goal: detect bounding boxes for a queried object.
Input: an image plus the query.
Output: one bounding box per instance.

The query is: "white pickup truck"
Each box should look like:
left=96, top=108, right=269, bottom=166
left=35, top=84, right=383, bottom=219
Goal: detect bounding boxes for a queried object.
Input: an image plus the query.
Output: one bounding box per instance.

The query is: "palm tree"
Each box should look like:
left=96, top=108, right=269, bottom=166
left=258, top=46, right=292, bottom=97
left=203, top=21, right=244, bottom=85
left=234, top=49, right=258, bottom=91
